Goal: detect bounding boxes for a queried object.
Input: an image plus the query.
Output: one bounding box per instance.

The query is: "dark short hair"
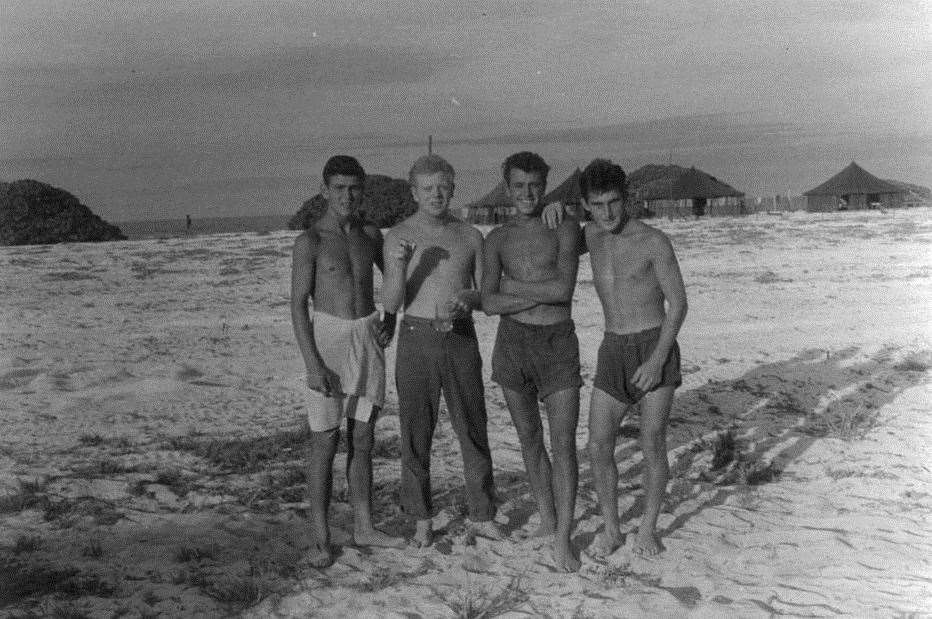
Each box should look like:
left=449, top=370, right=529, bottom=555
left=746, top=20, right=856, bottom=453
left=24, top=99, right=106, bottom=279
left=502, top=151, right=550, bottom=184
left=408, top=154, right=455, bottom=185
left=322, top=155, right=365, bottom=185
left=579, top=158, right=627, bottom=201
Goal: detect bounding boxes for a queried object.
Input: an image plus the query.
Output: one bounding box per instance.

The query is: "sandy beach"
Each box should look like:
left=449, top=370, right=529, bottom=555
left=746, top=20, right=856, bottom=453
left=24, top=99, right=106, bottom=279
left=1, top=208, right=930, bottom=617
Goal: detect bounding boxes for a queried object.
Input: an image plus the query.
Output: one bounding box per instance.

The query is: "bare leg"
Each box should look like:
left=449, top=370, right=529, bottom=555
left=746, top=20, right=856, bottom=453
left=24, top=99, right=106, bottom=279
left=346, top=407, right=404, bottom=549
left=413, top=518, right=433, bottom=548
left=502, top=387, right=556, bottom=537
left=543, top=387, right=581, bottom=571
left=307, top=424, right=340, bottom=567
left=633, top=386, right=673, bottom=556
left=587, top=387, right=629, bottom=557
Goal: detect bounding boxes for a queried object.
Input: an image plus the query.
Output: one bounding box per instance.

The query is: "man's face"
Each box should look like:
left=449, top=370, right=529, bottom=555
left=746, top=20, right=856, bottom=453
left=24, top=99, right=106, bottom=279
left=584, top=189, right=627, bottom=233
left=322, top=174, right=364, bottom=219
left=411, top=172, right=454, bottom=218
left=506, top=169, right=546, bottom=217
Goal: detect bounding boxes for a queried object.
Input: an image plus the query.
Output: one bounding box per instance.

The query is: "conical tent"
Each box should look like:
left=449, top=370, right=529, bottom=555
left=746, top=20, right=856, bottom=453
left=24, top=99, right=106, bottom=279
left=631, top=165, right=743, bottom=201
left=804, top=161, right=902, bottom=196
left=628, top=164, right=744, bottom=218
left=467, top=180, right=511, bottom=209
left=542, top=168, right=582, bottom=205
left=462, top=180, right=513, bottom=224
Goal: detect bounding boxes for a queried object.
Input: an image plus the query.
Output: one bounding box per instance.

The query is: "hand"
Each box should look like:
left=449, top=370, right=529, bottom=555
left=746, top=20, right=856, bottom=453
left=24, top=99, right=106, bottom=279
left=541, top=201, right=564, bottom=229
left=307, top=366, right=340, bottom=397
left=376, top=314, right=395, bottom=347
left=390, top=239, right=416, bottom=264
left=631, top=358, right=663, bottom=393
left=448, top=290, right=474, bottom=318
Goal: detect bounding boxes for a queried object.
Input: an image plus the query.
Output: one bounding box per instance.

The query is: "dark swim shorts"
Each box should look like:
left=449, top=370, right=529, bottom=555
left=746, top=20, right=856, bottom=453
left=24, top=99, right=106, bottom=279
left=491, top=315, right=583, bottom=400
left=593, top=327, right=682, bottom=405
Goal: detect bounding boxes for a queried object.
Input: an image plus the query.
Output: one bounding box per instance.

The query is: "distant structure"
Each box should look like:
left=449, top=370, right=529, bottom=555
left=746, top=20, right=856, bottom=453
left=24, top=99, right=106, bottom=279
left=884, top=179, right=932, bottom=208
left=628, top=164, right=745, bottom=218
left=804, top=162, right=907, bottom=211
left=543, top=168, right=586, bottom=219
left=186, top=214, right=192, bottom=231
left=462, top=168, right=587, bottom=224
left=462, top=180, right=513, bottom=224
left=0, top=179, right=125, bottom=245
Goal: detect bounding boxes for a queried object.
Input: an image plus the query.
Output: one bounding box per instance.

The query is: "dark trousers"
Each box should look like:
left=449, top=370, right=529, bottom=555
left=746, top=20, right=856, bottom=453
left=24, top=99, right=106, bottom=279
left=395, top=316, right=496, bottom=521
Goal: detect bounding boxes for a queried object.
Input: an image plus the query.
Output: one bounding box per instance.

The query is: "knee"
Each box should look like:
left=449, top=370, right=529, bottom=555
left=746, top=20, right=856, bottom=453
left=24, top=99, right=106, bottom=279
left=550, top=434, right=577, bottom=459
left=587, top=437, right=614, bottom=462
left=640, top=426, right=667, bottom=455
left=310, top=427, right=340, bottom=447
left=351, top=424, right=374, bottom=454
left=514, top=421, right=544, bottom=448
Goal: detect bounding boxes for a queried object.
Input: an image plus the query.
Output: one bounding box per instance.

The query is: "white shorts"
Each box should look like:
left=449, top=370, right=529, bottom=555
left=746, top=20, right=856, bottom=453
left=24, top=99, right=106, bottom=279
left=306, top=311, right=384, bottom=432
left=306, top=390, right=376, bottom=432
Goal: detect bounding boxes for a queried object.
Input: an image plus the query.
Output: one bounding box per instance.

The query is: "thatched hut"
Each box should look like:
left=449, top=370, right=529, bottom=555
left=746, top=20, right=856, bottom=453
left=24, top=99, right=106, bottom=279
left=628, top=165, right=745, bottom=218
left=462, top=180, right=513, bottom=224
left=804, top=162, right=907, bottom=211
left=542, top=168, right=586, bottom=218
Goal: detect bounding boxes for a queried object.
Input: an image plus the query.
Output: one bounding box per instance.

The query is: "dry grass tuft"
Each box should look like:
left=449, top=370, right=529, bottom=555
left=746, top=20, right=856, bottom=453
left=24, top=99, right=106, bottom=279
left=0, top=479, right=46, bottom=514
left=0, top=559, right=115, bottom=605
left=807, top=400, right=881, bottom=441
left=12, top=535, right=44, bottom=555
left=710, top=429, right=737, bottom=470
left=166, top=426, right=309, bottom=472
left=174, top=544, right=216, bottom=563
left=434, top=575, right=529, bottom=619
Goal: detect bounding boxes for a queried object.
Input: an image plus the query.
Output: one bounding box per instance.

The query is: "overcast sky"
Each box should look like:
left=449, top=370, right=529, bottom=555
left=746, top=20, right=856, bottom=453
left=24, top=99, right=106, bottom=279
left=1, top=1, right=929, bottom=219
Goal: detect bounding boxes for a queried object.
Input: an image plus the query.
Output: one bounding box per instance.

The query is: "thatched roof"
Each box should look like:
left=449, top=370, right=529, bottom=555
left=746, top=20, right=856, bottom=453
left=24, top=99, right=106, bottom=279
left=466, top=180, right=511, bottom=210
left=542, top=168, right=582, bottom=205
left=629, top=165, right=744, bottom=201
left=804, top=162, right=905, bottom=196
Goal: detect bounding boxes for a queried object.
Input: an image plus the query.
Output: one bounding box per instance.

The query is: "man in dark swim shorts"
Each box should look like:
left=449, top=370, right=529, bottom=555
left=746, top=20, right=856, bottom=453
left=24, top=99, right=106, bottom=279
left=482, top=151, right=583, bottom=572
left=594, top=326, right=682, bottom=405
left=581, top=159, right=688, bottom=558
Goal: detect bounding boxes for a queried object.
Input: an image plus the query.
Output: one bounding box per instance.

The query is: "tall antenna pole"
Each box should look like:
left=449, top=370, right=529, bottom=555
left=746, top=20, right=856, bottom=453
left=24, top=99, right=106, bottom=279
left=428, top=135, right=433, bottom=155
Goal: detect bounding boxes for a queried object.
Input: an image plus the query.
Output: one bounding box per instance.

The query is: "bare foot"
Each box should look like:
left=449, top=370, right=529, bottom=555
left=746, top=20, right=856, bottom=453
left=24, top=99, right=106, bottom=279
left=552, top=539, right=581, bottom=572
left=632, top=530, right=663, bottom=556
left=307, top=541, right=333, bottom=568
left=307, top=521, right=333, bottom=568
left=517, top=522, right=556, bottom=541
left=470, top=520, right=505, bottom=541
left=353, top=528, right=405, bottom=549
left=589, top=528, right=623, bottom=558
left=412, top=519, right=433, bottom=548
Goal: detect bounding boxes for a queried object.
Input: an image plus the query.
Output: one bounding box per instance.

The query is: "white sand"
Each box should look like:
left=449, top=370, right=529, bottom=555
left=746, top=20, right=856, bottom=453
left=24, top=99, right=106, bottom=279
left=0, top=208, right=929, bottom=616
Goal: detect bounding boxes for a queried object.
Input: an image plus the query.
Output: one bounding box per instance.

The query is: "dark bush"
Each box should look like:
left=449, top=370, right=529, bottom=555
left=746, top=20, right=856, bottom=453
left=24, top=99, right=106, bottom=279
left=288, top=174, right=416, bottom=230
left=0, top=180, right=125, bottom=245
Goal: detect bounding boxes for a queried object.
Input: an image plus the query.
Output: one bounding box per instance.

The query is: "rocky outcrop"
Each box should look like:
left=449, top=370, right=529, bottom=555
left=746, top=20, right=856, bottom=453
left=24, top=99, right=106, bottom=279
left=0, top=180, right=126, bottom=245
left=289, top=174, right=416, bottom=230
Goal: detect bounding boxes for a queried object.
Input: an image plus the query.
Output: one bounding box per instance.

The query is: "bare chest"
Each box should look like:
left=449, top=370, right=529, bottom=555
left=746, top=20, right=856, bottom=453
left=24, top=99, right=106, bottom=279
left=316, top=231, right=374, bottom=279
left=590, top=237, right=655, bottom=287
left=500, top=228, right=559, bottom=278
left=408, top=230, right=474, bottom=280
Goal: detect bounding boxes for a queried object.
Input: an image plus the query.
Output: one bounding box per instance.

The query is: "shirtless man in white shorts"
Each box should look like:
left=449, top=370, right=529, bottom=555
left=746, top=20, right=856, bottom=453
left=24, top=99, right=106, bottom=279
left=291, top=155, right=404, bottom=567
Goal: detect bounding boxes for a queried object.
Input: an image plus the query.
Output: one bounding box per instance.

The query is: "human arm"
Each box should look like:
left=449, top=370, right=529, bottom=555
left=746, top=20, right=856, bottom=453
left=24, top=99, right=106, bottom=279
left=449, top=226, right=484, bottom=316
left=289, top=232, right=339, bottom=395
left=479, top=229, right=538, bottom=316
left=364, top=224, right=395, bottom=346
left=380, top=228, right=415, bottom=314
left=631, top=233, right=688, bottom=392
left=541, top=201, right=564, bottom=228
left=498, top=221, right=581, bottom=304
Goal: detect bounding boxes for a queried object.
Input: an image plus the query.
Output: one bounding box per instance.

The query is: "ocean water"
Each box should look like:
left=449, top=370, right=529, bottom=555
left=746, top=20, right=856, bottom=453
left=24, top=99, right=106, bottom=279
left=115, top=215, right=289, bottom=240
